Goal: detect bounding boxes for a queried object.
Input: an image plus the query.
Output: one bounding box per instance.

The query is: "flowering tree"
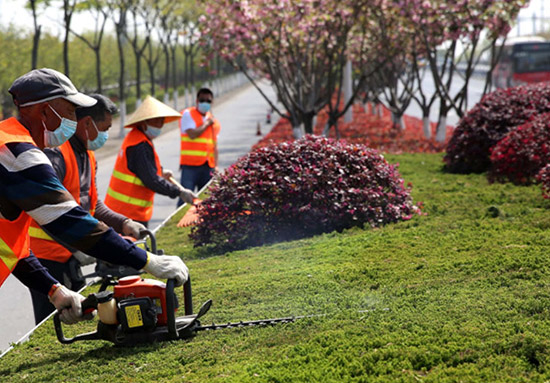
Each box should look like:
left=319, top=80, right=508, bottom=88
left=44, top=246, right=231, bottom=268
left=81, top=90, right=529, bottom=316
left=202, top=0, right=378, bottom=136
left=396, top=0, right=528, bottom=142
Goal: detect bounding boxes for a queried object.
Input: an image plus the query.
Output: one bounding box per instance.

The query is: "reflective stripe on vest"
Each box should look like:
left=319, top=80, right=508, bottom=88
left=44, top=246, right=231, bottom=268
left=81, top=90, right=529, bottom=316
left=0, top=118, right=35, bottom=286
left=179, top=107, right=219, bottom=167
left=29, top=141, right=98, bottom=262
left=104, top=128, right=161, bottom=222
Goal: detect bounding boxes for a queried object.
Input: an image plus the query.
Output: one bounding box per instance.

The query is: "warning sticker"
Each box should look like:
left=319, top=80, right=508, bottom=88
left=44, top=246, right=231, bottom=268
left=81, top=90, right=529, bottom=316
left=125, top=305, right=144, bottom=328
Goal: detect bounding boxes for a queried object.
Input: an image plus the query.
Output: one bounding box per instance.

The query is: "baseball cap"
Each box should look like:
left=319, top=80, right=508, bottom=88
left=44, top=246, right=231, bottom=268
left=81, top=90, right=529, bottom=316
left=8, top=68, right=97, bottom=108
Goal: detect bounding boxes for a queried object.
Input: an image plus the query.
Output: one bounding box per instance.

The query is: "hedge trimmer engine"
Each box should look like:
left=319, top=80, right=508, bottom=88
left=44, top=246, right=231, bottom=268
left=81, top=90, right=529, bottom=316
left=54, top=276, right=212, bottom=346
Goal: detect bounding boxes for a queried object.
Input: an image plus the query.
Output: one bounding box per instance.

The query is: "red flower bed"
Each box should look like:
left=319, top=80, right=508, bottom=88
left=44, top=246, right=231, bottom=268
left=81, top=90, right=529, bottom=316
left=253, top=104, right=452, bottom=153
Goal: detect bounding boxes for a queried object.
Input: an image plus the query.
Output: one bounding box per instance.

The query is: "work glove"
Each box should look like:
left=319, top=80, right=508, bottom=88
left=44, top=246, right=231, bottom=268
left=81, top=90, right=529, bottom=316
left=122, top=219, right=147, bottom=239
left=142, top=252, right=189, bottom=287
left=179, top=188, right=198, bottom=204
left=162, top=169, right=174, bottom=180
left=49, top=284, right=86, bottom=324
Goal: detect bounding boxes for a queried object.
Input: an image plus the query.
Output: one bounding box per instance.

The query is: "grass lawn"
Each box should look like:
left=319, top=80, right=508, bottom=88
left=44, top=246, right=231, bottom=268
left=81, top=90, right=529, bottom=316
left=3, top=153, right=550, bottom=382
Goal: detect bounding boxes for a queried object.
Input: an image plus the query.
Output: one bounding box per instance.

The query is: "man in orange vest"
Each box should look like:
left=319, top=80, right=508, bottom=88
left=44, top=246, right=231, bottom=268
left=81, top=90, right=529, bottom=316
left=28, top=94, right=148, bottom=324
left=105, top=95, right=197, bottom=226
left=1, top=68, right=188, bottom=325
left=178, top=88, right=221, bottom=206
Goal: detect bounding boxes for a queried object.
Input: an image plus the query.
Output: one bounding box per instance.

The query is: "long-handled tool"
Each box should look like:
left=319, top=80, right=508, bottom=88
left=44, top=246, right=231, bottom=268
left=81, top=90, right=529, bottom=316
left=166, top=175, right=203, bottom=227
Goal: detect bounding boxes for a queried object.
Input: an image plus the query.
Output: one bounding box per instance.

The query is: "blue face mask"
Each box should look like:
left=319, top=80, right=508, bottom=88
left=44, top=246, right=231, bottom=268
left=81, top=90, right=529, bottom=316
left=43, top=104, right=77, bottom=148
left=145, top=125, right=162, bottom=139
left=198, top=102, right=211, bottom=114
left=87, top=120, right=109, bottom=151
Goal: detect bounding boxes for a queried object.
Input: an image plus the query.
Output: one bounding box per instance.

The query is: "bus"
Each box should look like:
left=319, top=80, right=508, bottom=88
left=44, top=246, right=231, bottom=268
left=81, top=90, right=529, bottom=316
left=492, top=36, right=550, bottom=89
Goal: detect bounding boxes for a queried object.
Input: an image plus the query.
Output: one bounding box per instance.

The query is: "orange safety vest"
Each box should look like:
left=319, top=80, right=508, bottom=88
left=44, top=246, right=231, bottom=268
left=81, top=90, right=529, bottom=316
left=104, top=128, right=161, bottom=222
left=180, top=107, right=220, bottom=167
left=28, top=141, right=98, bottom=263
left=0, top=118, right=36, bottom=286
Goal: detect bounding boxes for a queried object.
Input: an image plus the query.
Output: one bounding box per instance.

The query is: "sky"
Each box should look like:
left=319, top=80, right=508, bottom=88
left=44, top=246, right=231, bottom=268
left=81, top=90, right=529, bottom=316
left=0, top=0, right=548, bottom=37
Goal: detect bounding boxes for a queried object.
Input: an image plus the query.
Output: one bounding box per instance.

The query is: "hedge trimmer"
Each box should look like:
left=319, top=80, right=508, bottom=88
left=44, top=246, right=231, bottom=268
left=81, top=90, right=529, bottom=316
left=53, top=230, right=302, bottom=346
left=53, top=275, right=302, bottom=346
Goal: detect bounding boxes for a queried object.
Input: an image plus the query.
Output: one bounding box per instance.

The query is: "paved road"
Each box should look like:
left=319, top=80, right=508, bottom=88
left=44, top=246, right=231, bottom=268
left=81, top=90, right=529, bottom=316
left=0, top=80, right=277, bottom=353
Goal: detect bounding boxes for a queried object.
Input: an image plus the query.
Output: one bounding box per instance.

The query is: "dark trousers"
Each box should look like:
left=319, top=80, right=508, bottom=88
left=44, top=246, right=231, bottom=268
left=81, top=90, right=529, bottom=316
left=177, top=163, right=213, bottom=206
left=29, top=257, right=85, bottom=324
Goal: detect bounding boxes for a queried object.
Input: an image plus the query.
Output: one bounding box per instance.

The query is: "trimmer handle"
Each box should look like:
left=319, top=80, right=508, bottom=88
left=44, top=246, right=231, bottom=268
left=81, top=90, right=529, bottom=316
left=138, top=229, right=157, bottom=254
left=166, top=278, right=193, bottom=339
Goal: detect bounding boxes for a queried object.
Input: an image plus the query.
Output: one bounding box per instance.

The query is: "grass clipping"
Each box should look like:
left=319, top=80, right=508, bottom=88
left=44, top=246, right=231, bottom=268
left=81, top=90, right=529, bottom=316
left=3, top=153, right=550, bottom=382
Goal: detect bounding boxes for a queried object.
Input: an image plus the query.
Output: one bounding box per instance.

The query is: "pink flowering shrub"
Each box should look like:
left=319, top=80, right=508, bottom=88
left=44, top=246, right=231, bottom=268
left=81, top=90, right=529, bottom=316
left=190, top=136, right=419, bottom=251
left=444, top=83, right=550, bottom=174
left=489, top=113, right=550, bottom=185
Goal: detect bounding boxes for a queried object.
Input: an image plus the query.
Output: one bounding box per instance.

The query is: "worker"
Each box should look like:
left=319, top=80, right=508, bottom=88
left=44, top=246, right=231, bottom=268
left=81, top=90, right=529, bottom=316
left=0, top=68, right=188, bottom=325
left=28, top=94, right=148, bottom=324
left=104, top=95, right=196, bottom=226
left=178, top=88, right=221, bottom=206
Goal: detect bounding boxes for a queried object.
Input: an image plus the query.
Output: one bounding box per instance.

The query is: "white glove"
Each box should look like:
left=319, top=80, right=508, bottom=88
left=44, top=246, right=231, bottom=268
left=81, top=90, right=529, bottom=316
left=162, top=169, right=174, bottom=180
left=49, top=284, right=85, bottom=324
left=122, top=219, right=147, bottom=239
left=142, top=252, right=189, bottom=286
left=179, top=188, right=198, bottom=204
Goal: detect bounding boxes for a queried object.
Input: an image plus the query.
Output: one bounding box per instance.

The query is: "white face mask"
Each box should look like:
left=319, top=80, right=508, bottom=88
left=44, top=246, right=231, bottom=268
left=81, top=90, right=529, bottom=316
left=145, top=125, right=162, bottom=139
left=87, top=119, right=109, bottom=151
left=42, top=104, right=77, bottom=147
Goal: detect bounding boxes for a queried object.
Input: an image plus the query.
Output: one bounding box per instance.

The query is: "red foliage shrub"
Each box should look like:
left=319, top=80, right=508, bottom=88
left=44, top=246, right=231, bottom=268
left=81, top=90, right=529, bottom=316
left=489, top=113, right=550, bottom=185
left=252, top=104, right=451, bottom=153
left=191, top=136, right=419, bottom=251
left=444, top=82, right=550, bottom=174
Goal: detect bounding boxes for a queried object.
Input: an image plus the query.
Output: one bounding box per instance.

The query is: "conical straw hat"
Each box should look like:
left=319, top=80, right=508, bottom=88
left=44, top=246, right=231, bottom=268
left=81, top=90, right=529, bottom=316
left=125, top=95, right=181, bottom=128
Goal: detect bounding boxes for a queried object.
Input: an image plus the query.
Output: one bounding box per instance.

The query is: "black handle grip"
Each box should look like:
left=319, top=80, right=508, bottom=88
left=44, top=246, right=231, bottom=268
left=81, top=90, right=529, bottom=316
left=166, top=279, right=178, bottom=339
left=81, top=295, right=98, bottom=316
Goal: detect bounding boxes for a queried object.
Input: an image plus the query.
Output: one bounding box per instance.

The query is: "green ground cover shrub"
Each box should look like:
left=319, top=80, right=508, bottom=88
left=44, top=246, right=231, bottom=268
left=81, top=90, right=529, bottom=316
left=3, top=153, right=550, bottom=382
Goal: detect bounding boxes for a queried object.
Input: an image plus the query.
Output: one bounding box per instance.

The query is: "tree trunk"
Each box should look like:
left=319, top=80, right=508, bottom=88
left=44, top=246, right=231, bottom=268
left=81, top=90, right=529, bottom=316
left=95, top=48, right=102, bottom=93
left=31, top=27, right=41, bottom=70
left=171, top=46, right=178, bottom=109
left=163, top=47, right=170, bottom=96
left=422, top=116, right=432, bottom=139
left=292, top=123, right=305, bottom=139
left=63, top=27, right=70, bottom=76
left=323, top=122, right=330, bottom=137
left=30, top=0, right=40, bottom=70
left=303, top=114, right=314, bottom=135
left=149, top=62, right=155, bottom=96
left=135, top=53, right=142, bottom=101
left=119, top=100, right=126, bottom=136
left=436, top=115, right=447, bottom=143
left=116, top=29, right=126, bottom=137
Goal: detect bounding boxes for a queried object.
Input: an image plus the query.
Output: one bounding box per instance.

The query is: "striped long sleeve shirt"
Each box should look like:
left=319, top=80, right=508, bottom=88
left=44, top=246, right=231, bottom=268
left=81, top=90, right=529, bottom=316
left=0, top=137, right=147, bottom=295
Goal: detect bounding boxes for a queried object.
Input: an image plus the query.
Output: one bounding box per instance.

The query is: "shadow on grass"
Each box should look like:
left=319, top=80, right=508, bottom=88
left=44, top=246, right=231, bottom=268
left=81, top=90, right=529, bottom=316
left=0, top=339, right=195, bottom=378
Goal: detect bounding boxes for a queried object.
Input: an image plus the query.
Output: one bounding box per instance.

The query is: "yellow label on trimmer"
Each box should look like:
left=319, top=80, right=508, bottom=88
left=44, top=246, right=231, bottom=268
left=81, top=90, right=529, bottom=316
left=125, top=305, right=144, bottom=328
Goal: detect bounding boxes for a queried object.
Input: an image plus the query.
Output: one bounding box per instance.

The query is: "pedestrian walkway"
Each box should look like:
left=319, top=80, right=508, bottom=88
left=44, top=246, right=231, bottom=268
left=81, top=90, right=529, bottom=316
left=0, top=79, right=279, bottom=354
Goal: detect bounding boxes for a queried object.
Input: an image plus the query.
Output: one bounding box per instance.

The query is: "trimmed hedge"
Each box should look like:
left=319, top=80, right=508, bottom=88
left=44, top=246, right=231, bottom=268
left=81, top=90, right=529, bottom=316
left=444, top=83, right=550, bottom=173
left=489, top=113, right=550, bottom=185
left=190, top=135, right=419, bottom=251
